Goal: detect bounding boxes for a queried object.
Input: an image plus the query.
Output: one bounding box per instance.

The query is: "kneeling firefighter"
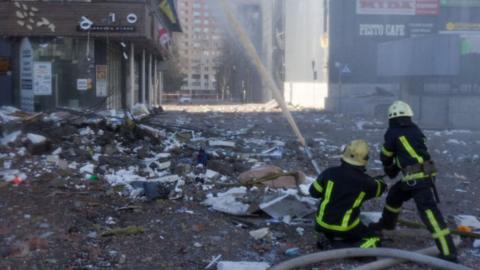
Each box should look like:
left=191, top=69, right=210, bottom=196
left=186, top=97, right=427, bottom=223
left=309, top=139, right=387, bottom=249
left=370, top=100, right=458, bottom=262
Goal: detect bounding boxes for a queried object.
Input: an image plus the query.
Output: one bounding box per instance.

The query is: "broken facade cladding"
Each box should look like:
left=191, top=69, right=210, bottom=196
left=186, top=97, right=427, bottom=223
left=0, top=0, right=182, bottom=112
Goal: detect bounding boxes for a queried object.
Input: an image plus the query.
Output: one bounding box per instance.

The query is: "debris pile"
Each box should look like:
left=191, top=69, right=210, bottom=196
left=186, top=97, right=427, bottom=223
left=1, top=104, right=479, bottom=269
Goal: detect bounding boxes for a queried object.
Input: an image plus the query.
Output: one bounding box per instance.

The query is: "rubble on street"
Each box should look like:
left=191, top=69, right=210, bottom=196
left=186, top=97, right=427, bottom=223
left=1, top=104, right=479, bottom=269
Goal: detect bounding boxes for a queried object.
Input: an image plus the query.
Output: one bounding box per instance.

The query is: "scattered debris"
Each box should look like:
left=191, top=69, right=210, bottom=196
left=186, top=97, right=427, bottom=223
left=101, top=226, right=145, bottom=237
left=205, top=254, right=222, bottom=269
left=216, top=261, right=270, bottom=270
left=249, top=227, right=270, bottom=240
left=455, top=215, right=480, bottom=230
left=203, top=187, right=251, bottom=216
left=259, top=193, right=316, bottom=220
left=0, top=104, right=479, bottom=269
left=209, top=140, right=236, bottom=148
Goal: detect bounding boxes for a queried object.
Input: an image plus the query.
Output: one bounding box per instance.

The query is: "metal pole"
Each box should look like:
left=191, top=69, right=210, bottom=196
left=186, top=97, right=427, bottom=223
left=129, top=43, right=135, bottom=109
left=159, top=65, right=164, bottom=105
left=148, top=53, right=153, bottom=107
left=142, top=49, right=146, bottom=104
left=153, top=57, right=157, bottom=107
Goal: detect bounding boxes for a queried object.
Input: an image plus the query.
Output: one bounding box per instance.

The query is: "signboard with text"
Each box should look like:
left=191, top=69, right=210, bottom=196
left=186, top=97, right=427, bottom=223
left=96, top=65, right=108, bottom=97
left=20, top=38, right=34, bottom=112
left=440, top=0, right=480, bottom=7
left=33, top=62, right=52, bottom=96
left=77, top=79, right=88, bottom=91
left=356, top=0, right=439, bottom=16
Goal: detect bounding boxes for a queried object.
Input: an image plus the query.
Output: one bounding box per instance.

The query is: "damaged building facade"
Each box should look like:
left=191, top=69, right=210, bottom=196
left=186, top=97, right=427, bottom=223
left=284, top=0, right=480, bottom=129
left=0, top=0, right=181, bottom=112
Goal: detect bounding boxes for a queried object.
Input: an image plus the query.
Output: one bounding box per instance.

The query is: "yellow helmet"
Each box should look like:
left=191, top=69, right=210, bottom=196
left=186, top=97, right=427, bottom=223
left=342, top=139, right=369, bottom=167
left=388, top=100, right=413, bottom=119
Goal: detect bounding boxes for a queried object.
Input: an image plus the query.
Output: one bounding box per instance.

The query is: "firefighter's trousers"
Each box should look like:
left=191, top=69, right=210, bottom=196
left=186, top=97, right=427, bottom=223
left=317, top=223, right=381, bottom=249
left=379, top=180, right=457, bottom=260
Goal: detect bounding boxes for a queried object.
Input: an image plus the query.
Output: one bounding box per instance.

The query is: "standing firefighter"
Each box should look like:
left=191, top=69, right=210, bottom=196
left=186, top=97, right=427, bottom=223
left=309, top=140, right=387, bottom=249
left=370, top=100, right=458, bottom=262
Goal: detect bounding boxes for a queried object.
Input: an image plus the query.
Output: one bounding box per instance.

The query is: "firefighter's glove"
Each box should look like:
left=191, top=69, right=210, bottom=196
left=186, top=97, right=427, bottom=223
left=384, top=164, right=400, bottom=179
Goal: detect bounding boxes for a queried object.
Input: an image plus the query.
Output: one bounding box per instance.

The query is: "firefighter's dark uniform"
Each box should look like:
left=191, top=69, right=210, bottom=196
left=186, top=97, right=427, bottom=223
left=377, top=117, right=457, bottom=261
left=309, top=161, right=386, bottom=248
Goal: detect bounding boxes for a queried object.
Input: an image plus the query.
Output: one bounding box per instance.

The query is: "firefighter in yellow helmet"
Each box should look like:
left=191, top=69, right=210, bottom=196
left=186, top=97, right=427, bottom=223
left=309, top=140, right=387, bottom=249
left=370, top=100, right=458, bottom=262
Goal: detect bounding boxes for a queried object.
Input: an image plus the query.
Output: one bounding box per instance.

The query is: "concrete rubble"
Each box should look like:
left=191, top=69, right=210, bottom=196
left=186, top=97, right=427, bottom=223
left=216, top=261, right=270, bottom=270
left=1, top=104, right=479, bottom=269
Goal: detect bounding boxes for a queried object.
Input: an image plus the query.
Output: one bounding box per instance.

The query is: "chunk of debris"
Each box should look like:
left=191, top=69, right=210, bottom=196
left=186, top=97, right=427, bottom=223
left=26, top=133, right=47, bottom=144
left=259, top=194, right=316, bottom=220
left=131, top=103, right=150, bottom=118
left=101, top=226, right=145, bottom=237
left=360, top=212, right=382, bottom=225
left=130, top=181, right=172, bottom=201
left=455, top=215, right=480, bottom=230
left=249, top=227, right=270, bottom=240
left=216, top=261, right=270, bottom=270
left=238, top=166, right=305, bottom=188
left=209, top=140, right=236, bottom=148
left=1, top=131, right=22, bottom=145
left=203, top=187, right=250, bottom=216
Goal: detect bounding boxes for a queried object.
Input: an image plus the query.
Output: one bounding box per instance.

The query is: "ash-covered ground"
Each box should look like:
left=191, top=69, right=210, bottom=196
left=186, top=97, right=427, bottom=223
left=1, top=104, right=479, bottom=270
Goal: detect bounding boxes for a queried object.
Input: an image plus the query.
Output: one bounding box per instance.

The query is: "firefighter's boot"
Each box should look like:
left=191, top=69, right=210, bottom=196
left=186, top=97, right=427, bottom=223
left=369, top=207, right=400, bottom=231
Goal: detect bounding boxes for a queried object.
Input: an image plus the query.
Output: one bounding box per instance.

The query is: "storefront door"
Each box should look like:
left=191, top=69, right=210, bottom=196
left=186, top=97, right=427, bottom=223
left=0, top=39, right=14, bottom=106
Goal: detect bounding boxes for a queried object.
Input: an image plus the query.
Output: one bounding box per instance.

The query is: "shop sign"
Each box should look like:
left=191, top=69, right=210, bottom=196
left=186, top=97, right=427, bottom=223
left=77, top=79, right=88, bottom=91
left=96, top=65, right=108, bottom=97
left=408, top=22, right=436, bottom=36
left=446, top=22, right=480, bottom=32
left=78, top=14, right=137, bottom=32
left=20, top=38, right=34, bottom=112
left=440, top=0, right=480, bottom=7
left=359, top=24, right=406, bottom=36
left=416, top=0, right=440, bottom=15
left=0, top=57, right=10, bottom=75
left=77, top=25, right=135, bottom=32
left=127, top=14, right=138, bottom=24
left=357, top=0, right=439, bottom=15
left=33, top=62, right=52, bottom=96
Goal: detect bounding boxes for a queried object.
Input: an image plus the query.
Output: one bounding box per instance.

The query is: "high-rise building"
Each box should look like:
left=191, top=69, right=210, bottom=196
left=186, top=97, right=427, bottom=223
left=175, top=0, right=223, bottom=99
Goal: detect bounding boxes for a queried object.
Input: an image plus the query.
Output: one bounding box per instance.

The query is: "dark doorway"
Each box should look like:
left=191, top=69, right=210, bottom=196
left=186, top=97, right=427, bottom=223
left=0, top=39, right=14, bottom=106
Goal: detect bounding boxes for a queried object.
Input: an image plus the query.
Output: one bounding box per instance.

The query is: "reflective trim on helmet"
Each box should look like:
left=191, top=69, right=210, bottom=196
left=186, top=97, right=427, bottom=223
left=399, top=136, right=424, bottom=164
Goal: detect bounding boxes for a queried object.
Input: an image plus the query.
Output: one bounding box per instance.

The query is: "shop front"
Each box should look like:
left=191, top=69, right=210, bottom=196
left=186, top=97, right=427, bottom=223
left=0, top=0, right=171, bottom=112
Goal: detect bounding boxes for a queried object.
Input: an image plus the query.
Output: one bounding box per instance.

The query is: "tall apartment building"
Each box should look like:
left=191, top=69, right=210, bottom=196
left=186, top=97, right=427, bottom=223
left=175, top=0, right=222, bottom=98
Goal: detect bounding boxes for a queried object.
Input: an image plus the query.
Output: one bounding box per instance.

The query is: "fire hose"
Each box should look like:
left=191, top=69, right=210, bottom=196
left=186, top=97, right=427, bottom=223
left=217, top=0, right=321, bottom=175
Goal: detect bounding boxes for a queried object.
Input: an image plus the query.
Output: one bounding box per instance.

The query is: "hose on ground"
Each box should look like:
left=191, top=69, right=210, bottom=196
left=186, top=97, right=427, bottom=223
left=356, top=237, right=462, bottom=270
left=268, top=247, right=472, bottom=270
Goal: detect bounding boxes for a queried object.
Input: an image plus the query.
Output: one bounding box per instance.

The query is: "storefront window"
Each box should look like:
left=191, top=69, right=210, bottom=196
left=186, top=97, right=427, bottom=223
left=31, top=37, right=95, bottom=110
